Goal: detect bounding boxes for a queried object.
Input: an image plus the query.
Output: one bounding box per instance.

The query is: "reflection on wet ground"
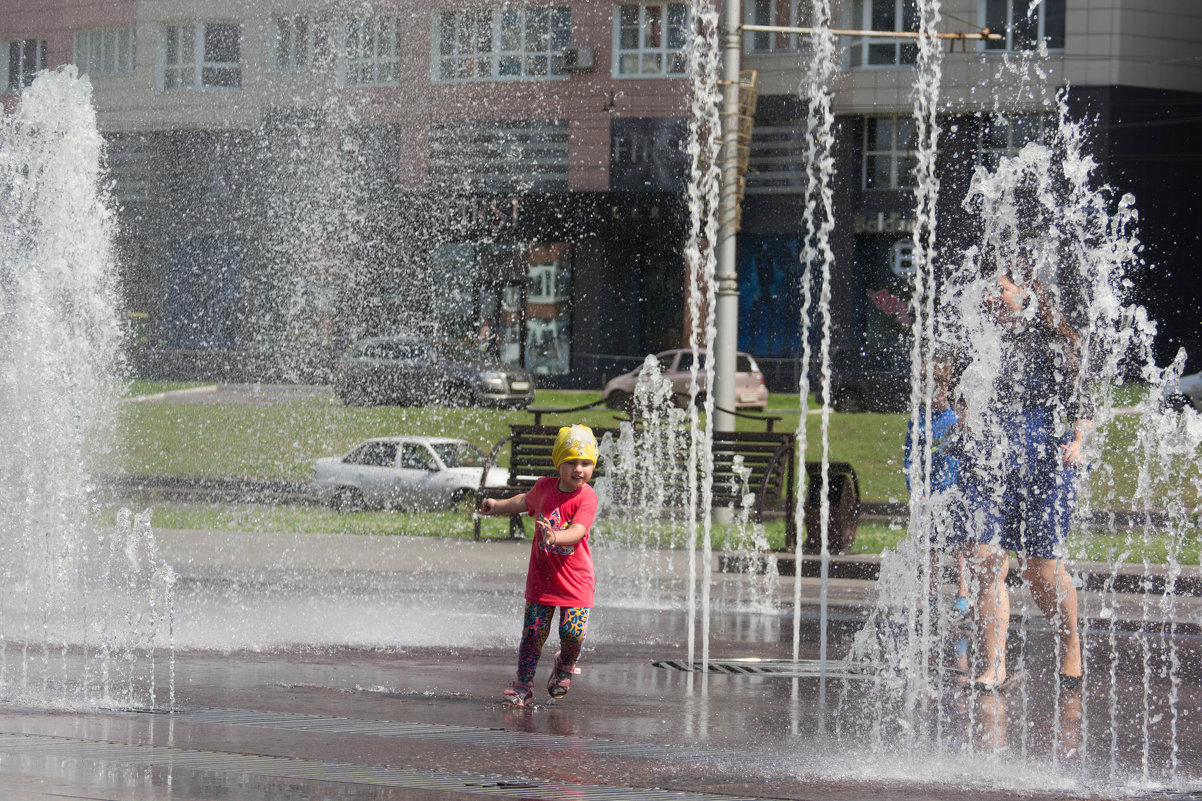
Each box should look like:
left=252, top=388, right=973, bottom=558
left=0, top=531, right=1200, bottom=800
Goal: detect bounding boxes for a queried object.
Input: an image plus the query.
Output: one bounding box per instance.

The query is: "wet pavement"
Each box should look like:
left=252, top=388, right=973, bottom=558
left=1, top=530, right=1201, bottom=801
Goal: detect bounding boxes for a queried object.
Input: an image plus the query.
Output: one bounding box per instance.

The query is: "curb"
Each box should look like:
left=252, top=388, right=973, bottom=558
left=103, top=474, right=311, bottom=505
left=719, top=552, right=1202, bottom=597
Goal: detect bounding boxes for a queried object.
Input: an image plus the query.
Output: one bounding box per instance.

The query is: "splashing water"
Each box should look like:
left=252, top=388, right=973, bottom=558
left=592, top=356, right=779, bottom=616
left=840, top=57, right=1202, bottom=789
left=0, top=68, right=175, bottom=710
left=593, top=356, right=694, bottom=602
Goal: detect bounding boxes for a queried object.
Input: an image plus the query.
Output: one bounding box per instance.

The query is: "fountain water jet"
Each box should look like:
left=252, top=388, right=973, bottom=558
left=0, top=67, right=174, bottom=710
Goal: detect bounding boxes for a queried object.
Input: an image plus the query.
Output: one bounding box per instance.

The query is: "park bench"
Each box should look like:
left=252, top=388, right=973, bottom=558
left=472, top=400, right=804, bottom=543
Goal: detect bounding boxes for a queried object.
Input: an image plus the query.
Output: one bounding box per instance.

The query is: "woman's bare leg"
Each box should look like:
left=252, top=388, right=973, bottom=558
left=970, top=543, right=1010, bottom=687
left=1021, top=556, right=1082, bottom=678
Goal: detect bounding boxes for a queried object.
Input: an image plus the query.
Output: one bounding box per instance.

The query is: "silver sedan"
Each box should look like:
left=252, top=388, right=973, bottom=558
left=312, top=436, right=508, bottom=511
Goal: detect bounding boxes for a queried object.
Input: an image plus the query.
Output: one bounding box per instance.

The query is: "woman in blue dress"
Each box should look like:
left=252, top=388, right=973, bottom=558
left=963, top=257, right=1091, bottom=692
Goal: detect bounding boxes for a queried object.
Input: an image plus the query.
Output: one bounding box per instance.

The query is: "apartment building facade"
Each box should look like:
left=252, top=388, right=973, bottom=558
left=1, top=1, right=1198, bottom=386
left=745, top=0, right=1202, bottom=376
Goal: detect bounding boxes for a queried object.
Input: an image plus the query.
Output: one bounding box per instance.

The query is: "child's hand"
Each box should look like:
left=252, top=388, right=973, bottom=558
left=478, top=498, right=497, bottom=516
left=535, top=515, right=554, bottom=544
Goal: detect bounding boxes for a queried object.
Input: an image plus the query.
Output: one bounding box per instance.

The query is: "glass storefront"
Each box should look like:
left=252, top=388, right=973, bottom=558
left=430, top=241, right=573, bottom=375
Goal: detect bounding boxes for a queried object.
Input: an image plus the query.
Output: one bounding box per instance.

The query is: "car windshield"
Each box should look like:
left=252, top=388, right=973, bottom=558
left=361, top=340, right=428, bottom=360
left=676, top=352, right=757, bottom=373
left=675, top=352, right=705, bottom=372
left=348, top=441, right=397, bottom=467
left=431, top=441, right=488, bottom=468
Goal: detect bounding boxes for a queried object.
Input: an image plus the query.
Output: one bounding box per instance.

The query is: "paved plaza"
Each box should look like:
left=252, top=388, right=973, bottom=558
left=0, top=529, right=1200, bottom=800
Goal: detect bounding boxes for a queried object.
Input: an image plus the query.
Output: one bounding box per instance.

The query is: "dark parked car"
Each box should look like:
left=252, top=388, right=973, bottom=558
left=820, top=346, right=911, bottom=413
left=334, top=336, right=535, bottom=408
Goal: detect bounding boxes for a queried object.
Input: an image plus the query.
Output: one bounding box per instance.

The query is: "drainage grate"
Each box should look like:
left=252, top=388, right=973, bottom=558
left=177, top=706, right=769, bottom=769
left=652, top=658, right=974, bottom=690
left=0, top=731, right=762, bottom=801
left=652, top=657, right=876, bottom=679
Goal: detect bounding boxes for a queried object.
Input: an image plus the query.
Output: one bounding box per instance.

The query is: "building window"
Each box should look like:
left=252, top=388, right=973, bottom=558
left=340, top=17, right=400, bottom=87
left=529, top=261, right=570, bottom=304
left=846, top=0, right=918, bottom=68
left=274, top=15, right=328, bottom=71
left=429, top=120, right=570, bottom=193
left=978, top=113, right=1053, bottom=170
left=435, top=6, right=571, bottom=82
left=74, top=29, right=135, bottom=77
left=863, top=116, right=917, bottom=189
left=981, top=0, right=1064, bottom=52
left=7, top=38, right=47, bottom=92
left=162, top=23, right=241, bottom=90
left=745, top=121, right=807, bottom=195
left=745, top=0, right=810, bottom=54
left=614, top=3, right=689, bottom=77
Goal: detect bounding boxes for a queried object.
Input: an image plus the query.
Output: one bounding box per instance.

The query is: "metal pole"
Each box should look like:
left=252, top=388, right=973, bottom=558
left=740, top=23, right=1001, bottom=41
left=713, top=0, right=741, bottom=433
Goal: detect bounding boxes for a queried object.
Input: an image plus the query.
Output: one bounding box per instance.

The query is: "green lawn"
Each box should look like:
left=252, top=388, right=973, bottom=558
left=114, top=386, right=912, bottom=501
left=117, top=501, right=1201, bottom=565
left=109, top=384, right=1200, bottom=561
left=116, top=386, right=1196, bottom=508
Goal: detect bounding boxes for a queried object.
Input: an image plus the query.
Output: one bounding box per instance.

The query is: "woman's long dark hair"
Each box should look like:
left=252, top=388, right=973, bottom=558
left=980, top=253, right=1080, bottom=349
left=981, top=254, right=1088, bottom=408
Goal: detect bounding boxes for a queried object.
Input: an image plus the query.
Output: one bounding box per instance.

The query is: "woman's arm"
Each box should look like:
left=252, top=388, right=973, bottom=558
left=1061, top=418, right=1092, bottom=467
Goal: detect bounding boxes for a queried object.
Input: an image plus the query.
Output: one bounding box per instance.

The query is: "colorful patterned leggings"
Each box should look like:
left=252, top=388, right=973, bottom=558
left=516, top=602, right=589, bottom=684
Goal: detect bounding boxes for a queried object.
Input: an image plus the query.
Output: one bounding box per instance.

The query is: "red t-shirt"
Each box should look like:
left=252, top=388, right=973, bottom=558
left=523, top=476, right=598, bottom=607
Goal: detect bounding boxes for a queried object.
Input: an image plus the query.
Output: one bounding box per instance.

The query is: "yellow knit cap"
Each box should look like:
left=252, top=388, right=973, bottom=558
left=552, top=424, right=598, bottom=467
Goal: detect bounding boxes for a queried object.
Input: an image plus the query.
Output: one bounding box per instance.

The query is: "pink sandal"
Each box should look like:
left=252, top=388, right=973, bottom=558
left=503, top=680, right=534, bottom=706
left=546, top=652, right=580, bottom=699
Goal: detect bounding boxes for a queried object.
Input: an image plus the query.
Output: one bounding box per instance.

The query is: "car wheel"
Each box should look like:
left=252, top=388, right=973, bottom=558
left=834, top=389, right=863, bottom=413
left=333, top=487, right=365, bottom=512
left=604, top=390, right=632, bottom=411
left=450, top=488, right=476, bottom=515
left=450, top=382, right=476, bottom=407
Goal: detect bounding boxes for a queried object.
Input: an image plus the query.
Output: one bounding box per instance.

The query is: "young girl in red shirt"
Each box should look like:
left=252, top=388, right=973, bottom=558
left=477, top=424, right=599, bottom=706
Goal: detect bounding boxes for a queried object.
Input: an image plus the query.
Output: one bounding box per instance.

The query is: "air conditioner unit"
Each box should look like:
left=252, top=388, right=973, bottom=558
left=561, top=46, right=594, bottom=71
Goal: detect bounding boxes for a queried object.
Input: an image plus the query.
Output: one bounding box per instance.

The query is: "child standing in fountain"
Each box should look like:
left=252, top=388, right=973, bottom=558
left=478, top=424, right=599, bottom=706
left=905, top=358, right=972, bottom=641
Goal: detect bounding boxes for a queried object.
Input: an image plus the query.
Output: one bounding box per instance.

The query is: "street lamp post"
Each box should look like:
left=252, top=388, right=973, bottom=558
left=709, top=16, right=995, bottom=432
left=712, top=0, right=742, bottom=433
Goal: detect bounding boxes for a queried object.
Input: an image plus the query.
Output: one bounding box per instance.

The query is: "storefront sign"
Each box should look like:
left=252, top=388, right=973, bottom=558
left=460, top=196, right=521, bottom=233
left=866, top=288, right=913, bottom=328
left=854, top=212, right=917, bottom=234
